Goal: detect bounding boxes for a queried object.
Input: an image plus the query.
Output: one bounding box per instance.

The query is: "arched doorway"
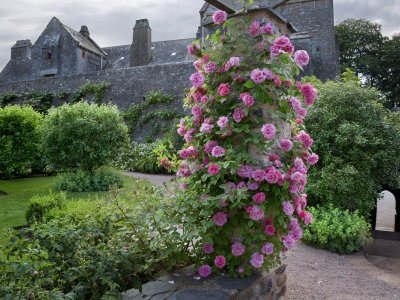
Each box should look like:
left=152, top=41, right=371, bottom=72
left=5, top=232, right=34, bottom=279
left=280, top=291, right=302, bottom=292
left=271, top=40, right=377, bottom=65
left=371, top=188, right=400, bottom=238
left=376, top=191, right=396, bottom=231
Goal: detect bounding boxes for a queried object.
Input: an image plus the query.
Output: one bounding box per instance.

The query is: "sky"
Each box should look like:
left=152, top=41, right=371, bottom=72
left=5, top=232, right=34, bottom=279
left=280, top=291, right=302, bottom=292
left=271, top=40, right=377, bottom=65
left=0, top=0, right=399, bottom=70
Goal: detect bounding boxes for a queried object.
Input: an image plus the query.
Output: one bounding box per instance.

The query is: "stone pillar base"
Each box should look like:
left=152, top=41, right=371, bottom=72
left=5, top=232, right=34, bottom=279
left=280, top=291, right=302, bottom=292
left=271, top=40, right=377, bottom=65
left=122, top=264, right=287, bottom=300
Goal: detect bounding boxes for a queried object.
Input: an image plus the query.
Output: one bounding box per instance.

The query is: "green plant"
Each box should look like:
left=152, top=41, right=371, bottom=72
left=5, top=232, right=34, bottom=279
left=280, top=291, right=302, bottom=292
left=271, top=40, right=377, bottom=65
left=0, top=105, right=43, bottom=178
left=302, top=206, right=372, bottom=254
left=41, top=102, right=129, bottom=173
left=56, top=167, right=124, bottom=192
left=25, top=192, right=67, bottom=224
left=305, top=81, right=400, bottom=216
left=0, top=181, right=193, bottom=298
left=70, top=81, right=111, bottom=104
left=23, top=91, right=54, bottom=114
left=0, top=92, right=18, bottom=107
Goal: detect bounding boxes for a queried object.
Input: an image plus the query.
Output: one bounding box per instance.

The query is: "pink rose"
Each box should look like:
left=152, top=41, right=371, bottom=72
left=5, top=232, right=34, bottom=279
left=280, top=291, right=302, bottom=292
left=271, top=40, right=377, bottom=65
left=294, top=50, right=310, bottom=67
left=205, top=62, right=217, bottom=74
left=250, top=252, right=264, bottom=268
left=191, top=105, right=202, bottom=117
left=212, top=211, right=227, bottom=226
left=279, top=139, right=293, bottom=152
left=229, top=56, right=241, bottom=66
left=252, top=169, right=266, bottom=182
left=203, top=243, right=214, bottom=254
left=190, top=72, right=205, bottom=87
left=252, top=192, right=266, bottom=204
left=250, top=68, right=266, bottom=84
left=264, top=224, right=275, bottom=236
left=200, top=122, right=214, bottom=134
left=217, top=83, right=231, bottom=96
left=217, top=116, right=229, bottom=128
left=233, top=107, right=246, bottom=123
left=261, top=123, right=276, bottom=140
left=208, top=163, right=221, bottom=175
left=282, top=201, right=294, bottom=216
left=211, top=146, right=225, bottom=157
left=262, top=243, right=274, bottom=255
left=214, top=255, right=226, bottom=268
left=231, top=242, right=245, bottom=256
left=301, top=83, right=317, bottom=106
left=249, top=21, right=260, bottom=37
left=240, top=92, right=255, bottom=107
left=198, top=265, right=212, bottom=278
left=212, top=10, right=228, bottom=25
left=204, top=140, right=218, bottom=154
left=260, top=23, right=274, bottom=35
left=247, top=205, right=265, bottom=221
left=237, top=165, right=253, bottom=178
left=308, top=153, right=319, bottom=165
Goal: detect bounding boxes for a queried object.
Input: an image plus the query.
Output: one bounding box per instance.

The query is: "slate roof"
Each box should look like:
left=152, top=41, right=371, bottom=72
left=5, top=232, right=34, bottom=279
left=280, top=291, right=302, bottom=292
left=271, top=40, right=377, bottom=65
left=102, top=38, right=195, bottom=70
left=62, top=23, right=107, bottom=57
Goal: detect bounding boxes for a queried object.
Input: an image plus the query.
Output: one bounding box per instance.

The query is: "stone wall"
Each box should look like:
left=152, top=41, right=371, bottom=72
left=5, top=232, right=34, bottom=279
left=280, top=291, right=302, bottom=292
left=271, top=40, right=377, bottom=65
left=0, top=61, right=194, bottom=110
left=121, top=264, right=287, bottom=300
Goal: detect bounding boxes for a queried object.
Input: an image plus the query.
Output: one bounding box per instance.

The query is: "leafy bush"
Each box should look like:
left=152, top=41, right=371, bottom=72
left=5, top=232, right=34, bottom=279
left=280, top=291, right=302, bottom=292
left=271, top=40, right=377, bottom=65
left=0, top=181, right=192, bottom=298
left=302, top=206, right=372, bottom=254
left=41, top=102, right=129, bottom=173
left=114, top=141, right=173, bottom=174
left=0, top=105, right=43, bottom=178
left=305, top=81, right=400, bottom=216
left=55, top=167, right=124, bottom=192
left=25, top=192, right=67, bottom=224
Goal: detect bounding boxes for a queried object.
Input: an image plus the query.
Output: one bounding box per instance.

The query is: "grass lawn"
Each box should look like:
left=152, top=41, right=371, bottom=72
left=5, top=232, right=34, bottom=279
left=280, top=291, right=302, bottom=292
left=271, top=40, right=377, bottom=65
left=0, top=175, right=148, bottom=244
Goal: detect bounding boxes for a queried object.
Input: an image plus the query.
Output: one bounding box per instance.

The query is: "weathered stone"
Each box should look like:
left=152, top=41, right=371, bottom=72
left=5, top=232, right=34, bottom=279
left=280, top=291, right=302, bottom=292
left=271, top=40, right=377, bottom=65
left=169, top=289, right=231, bottom=300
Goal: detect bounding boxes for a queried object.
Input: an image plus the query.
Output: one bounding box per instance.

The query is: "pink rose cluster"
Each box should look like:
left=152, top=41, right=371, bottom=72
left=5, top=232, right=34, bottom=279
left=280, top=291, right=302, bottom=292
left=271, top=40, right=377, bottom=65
left=212, top=10, right=228, bottom=25
left=270, top=36, right=294, bottom=57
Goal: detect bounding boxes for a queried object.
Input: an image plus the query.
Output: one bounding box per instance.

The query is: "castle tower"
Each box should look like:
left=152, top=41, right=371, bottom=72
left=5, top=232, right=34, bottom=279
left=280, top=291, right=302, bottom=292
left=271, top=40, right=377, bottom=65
left=130, top=19, right=152, bottom=67
left=79, top=25, right=90, bottom=38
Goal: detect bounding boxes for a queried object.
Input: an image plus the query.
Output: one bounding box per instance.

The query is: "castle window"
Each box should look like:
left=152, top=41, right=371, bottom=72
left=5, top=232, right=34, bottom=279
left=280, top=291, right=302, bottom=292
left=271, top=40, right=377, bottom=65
left=82, top=49, right=86, bottom=59
left=47, top=51, right=52, bottom=60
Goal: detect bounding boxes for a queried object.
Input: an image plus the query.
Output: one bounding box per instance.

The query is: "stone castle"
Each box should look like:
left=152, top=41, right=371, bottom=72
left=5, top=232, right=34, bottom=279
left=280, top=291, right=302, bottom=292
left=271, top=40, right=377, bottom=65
left=0, top=0, right=339, bottom=108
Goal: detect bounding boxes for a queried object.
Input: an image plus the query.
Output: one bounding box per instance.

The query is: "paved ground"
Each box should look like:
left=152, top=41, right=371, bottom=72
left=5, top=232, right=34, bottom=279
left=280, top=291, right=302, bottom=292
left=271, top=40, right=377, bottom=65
left=125, top=172, right=400, bottom=299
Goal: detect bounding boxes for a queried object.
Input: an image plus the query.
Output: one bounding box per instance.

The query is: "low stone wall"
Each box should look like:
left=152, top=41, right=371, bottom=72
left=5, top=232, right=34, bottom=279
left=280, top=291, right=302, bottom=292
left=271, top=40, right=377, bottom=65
left=121, top=264, right=287, bottom=300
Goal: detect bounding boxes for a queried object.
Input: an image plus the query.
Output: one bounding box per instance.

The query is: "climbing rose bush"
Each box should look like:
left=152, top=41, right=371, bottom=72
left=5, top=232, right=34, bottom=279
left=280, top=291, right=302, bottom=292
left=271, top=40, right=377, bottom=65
left=160, top=11, right=317, bottom=278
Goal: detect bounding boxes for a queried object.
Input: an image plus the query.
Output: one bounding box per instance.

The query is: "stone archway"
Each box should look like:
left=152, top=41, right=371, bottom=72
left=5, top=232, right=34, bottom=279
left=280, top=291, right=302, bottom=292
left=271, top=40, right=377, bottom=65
left=371, top=188, right=400, bottom=233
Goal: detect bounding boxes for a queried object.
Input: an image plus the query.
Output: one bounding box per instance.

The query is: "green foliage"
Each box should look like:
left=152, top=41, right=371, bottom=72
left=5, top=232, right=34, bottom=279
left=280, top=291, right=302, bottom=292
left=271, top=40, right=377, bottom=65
left=0, top=92, right=18, bottom=107
left=0, top=105, right=43, bottom=178
left=0, top=181, right=193, bottom=298
left=123, top=90, right=182, bottom=140
left=41, top=102, right=129, bottom=172
left=303, top=206, right=372, bottom=254
left=340, top=68, right=361, bottom=85
left=55, top=167, right=124, bottom=192
left=22, top=91, right=53, bottom=114
left=25, top=192, right=67, bottom=224
left=305, top=81, right=400, bottom=216
left=70, top=81, right=111, bottom=104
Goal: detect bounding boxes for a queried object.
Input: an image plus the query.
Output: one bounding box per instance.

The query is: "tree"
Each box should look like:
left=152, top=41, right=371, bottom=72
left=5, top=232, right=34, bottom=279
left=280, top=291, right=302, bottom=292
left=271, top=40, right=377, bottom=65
left=41, top=102, right=129, bottom=172
left=335, top=19, right=385, bottom=86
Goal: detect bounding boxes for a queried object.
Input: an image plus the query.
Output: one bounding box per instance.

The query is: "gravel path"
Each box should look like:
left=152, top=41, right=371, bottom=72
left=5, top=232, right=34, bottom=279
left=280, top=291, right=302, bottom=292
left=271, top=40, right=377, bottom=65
left=284, top=242, right=400, bottom=300
left=125, top=172, right=400, bottom=299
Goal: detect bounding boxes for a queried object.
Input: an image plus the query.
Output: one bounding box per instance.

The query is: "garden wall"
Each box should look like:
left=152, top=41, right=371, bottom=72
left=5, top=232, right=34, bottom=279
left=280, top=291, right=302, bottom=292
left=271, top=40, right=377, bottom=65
left=0, top=61, right=194, bottom=110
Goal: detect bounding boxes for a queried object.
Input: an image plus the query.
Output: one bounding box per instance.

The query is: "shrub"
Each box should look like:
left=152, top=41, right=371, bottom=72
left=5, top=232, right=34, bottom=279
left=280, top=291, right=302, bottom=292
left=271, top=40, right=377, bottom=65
left=41, top=102, right=129, bottom=172
left=25, top=192, right=67, bottom=224
left=305, top=81, right=400, bottom=216
left=0, top=182, right=192, bottom=298
left=302, top=206, right=372, bottom=254
left=160, top=12, right=317, bottom=277
left=0, top=105, right=43, bottom=178
left=55, top=167, right=124, bottom=192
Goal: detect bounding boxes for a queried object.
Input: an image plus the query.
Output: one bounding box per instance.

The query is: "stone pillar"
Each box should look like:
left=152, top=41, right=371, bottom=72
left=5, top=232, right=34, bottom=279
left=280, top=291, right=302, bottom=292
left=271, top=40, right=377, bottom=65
left=130, top=19, right=152, bottom=67
left=11, top=40, right=32, bottom=60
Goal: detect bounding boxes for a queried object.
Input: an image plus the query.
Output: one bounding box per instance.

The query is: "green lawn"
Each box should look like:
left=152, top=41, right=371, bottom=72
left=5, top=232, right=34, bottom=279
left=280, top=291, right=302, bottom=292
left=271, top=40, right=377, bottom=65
left=0, top=175, right=147, bottom=244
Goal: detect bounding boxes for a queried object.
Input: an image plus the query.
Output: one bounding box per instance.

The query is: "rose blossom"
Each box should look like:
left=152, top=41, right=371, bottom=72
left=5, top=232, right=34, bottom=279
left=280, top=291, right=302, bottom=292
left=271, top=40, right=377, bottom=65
left=247, top=181, right=259, bottom=190
left=301, top=83, right=317, bottom=106
left=198, top=265, right=212, bottom=278
left=262, top=243, right=274, bottom=255
left=308, top=153, right=319, bottom=165
left=261, top=124, right=276, bottom=140
left=249, top=21, right=260, bottom=37
left=260, top=23, right=274, bottom=34
left=187, top=45, right=195, bottom=55
left=252, top=192, right=266, bottom=204
left=193, top=61, right=202, bottom=71
left=231, top=242, right=245, bottom=256
left=252, top=169, right=266, bottom=182
left=203, top=243, right=214, bottom=254
left=265, top=167, right=281, bottom=184
left=204, top=140, right=218, bottom=154
left=296, top=131, right=313, bottom=148
left=279, top=139, right=293, bottom=152
left=294, top=50, right=310, bottom=67
left=217, top=116, right=229, bottom=128
left=247, top=205, right=265, bottom=221
left=214, top=255, right=226, bottom=269
left=212, top=10, right=227, bottom=25
left=250, top=68, right=266, bottom=84
left=237, top=164, right=253, bottom=178
left=191, top=105, right=202, bottom=117
left=213, top=211, right=227, bottom=226
left=273, top=36, right=294, bottom=54
left=282, top=201, right=294, bottom=216
left=204, top=62, right=217, bottom=74
left=208, top=163, right=221, bottom=175
left=200, top=95, right=208, bottom=104
left=229, top=56, right=241, bottom=66
left=304, top=212, right=313, bottom=225
left=283, top=235, right=296, bottom=249
left=265, top=224, right=275, bottom=236
left=240, top=92, right=255, bottom=107
left=190, top=72, right=205, bottom=87
left=250, top=252, right=264, bottom=268
left=217, top=83, right=231, bottom=96
left=239, top=266, right=244, bottom=273
left=211, top=146, right=225, bottom=157
left=200, top=122, right=214, bottom=134
left=233, top=107, right=246, bottom=123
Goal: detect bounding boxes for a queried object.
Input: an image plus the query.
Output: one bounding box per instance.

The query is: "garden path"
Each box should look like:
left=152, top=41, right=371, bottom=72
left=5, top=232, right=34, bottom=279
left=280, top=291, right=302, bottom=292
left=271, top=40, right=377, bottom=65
left=124, top=172, right=400, bottom=299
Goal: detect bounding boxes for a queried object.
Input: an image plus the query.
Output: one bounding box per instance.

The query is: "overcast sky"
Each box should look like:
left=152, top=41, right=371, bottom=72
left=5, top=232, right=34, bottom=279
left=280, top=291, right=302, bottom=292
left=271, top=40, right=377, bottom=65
left=0, top=0, right=399, bottom=70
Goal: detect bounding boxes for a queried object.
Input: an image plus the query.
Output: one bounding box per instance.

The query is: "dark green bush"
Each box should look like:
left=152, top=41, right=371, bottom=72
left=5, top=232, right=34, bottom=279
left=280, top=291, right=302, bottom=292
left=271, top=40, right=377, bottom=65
left=0, top=182, right=193, bottom=298
left=41, top=102, right=129, bottom=173
left=55, top=167, right=124, bottom=192
left=25, top=192, right=67, bottom=224
left=0, top=105, right=43, bottom=178
left=305, top=81, right=400, bottom=216
left=302, top=206, right=372, bottom=254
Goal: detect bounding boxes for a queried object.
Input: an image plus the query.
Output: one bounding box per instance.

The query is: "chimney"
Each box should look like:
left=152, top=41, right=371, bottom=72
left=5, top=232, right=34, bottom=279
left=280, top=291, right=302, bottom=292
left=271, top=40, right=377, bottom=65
left=11, top=39, right=32, bottom=60
left=80, top=25, right=90, bottom=38
left=130, top=19, right=152, bottom=67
